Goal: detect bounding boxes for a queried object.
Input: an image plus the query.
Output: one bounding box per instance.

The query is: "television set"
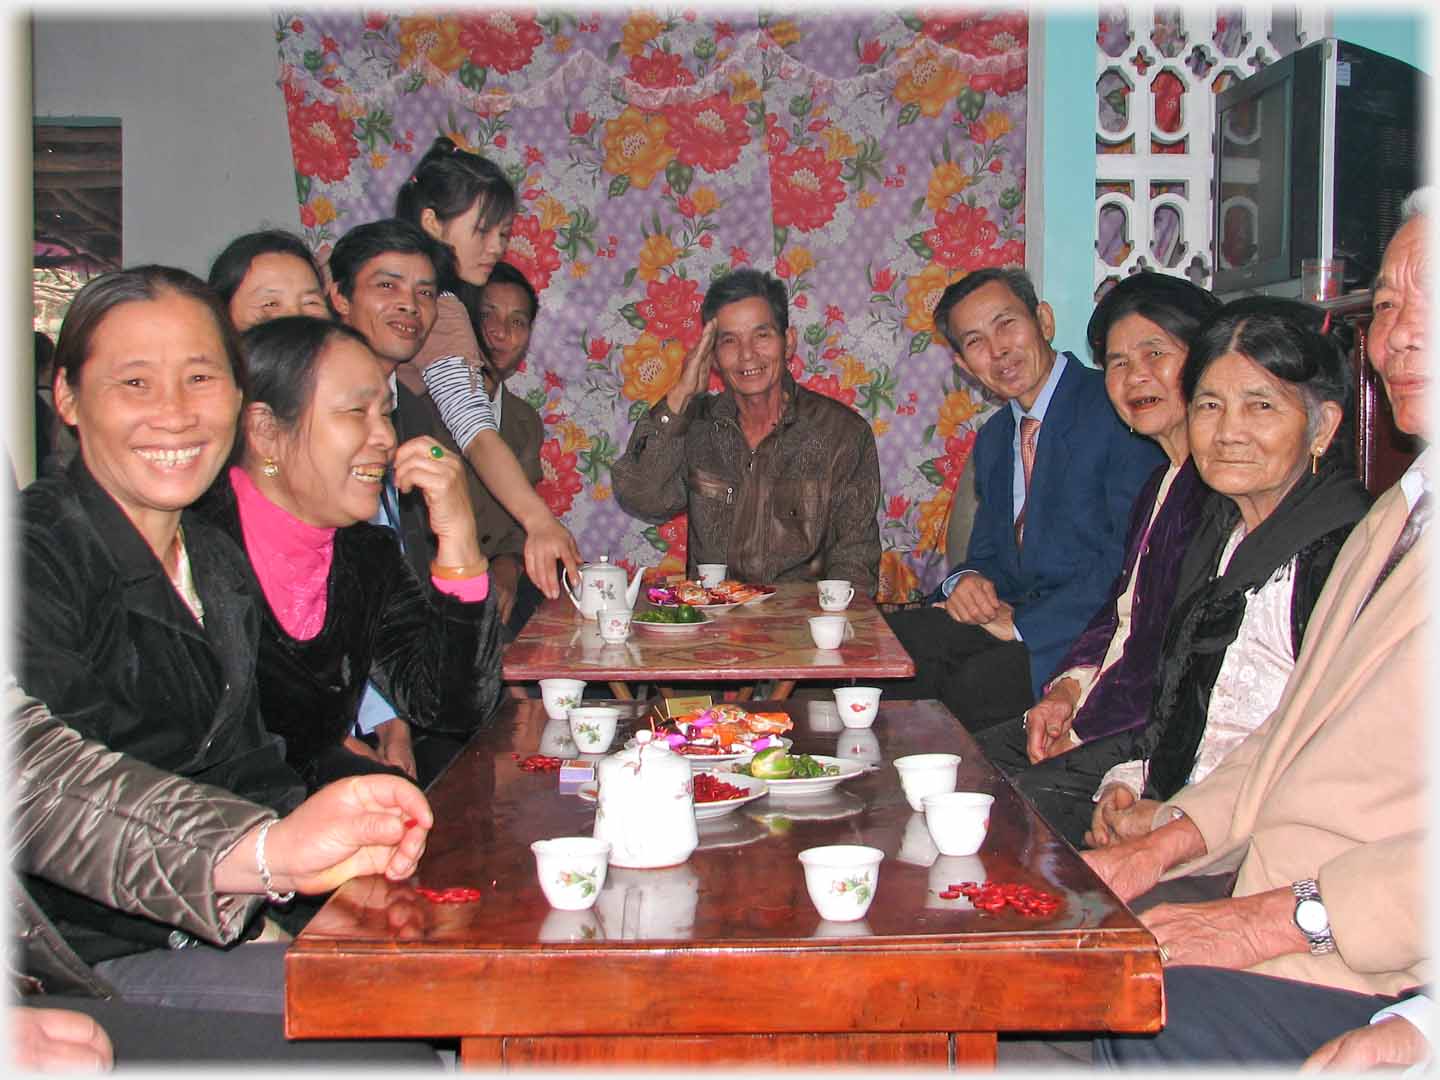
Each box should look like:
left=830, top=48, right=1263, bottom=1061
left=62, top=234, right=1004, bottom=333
left=1211, top=38, right=1428, bottom=300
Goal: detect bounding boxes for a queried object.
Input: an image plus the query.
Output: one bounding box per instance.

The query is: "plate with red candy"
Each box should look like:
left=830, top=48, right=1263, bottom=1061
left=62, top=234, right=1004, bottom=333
left=576, top=772, right=768, bottom=820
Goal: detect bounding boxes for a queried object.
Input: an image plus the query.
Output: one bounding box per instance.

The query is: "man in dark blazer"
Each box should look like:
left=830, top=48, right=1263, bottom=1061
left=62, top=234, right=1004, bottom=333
left=885, top=268, right=1163, bottom=730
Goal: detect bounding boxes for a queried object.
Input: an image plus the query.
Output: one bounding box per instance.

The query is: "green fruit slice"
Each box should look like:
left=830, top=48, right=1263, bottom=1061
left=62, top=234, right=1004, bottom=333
left=749, top=747, right=794, bottom=779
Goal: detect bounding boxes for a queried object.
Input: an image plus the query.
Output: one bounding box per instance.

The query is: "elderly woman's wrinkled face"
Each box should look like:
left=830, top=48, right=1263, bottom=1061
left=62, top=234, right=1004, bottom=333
left=1104, top=313, right=1188, bottom=444
left=1187, top=351, right=1329, bottom=527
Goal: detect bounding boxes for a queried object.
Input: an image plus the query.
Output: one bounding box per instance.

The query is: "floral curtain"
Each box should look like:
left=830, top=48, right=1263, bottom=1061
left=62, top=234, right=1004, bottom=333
left=274, top=8, right=1029, bottom=602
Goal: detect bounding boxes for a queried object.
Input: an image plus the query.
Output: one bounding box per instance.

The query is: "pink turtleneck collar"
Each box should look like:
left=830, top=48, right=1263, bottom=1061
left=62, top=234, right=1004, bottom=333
left=230, top=465, right=334, bottom=641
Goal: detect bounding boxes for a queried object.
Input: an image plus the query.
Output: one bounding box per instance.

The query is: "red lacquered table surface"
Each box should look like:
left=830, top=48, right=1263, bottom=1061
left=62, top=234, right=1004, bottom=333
left=285, top=698, right=1163, bottom=1068
left=501, top=581, right=915, bottom=699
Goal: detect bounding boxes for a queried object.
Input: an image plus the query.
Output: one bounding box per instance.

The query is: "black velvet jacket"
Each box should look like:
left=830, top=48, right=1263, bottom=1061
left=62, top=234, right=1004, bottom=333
left=17, top=457, right=307, bottom=962
left=198, top=476, right=504, bottom=790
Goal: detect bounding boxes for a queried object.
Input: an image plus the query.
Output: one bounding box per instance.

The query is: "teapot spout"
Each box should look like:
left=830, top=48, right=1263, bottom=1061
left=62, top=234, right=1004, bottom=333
left=625, top=566, right=648, bottom=608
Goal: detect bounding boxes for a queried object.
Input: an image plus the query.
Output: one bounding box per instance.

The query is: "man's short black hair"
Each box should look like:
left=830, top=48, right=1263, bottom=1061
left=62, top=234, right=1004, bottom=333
left=481, top=261, right=539, bottom=322
left=932, top=267, right=1041, bottom=353
left=328, top=218, right=452, bottom=300
left=701, top=268, right=789, bottom=336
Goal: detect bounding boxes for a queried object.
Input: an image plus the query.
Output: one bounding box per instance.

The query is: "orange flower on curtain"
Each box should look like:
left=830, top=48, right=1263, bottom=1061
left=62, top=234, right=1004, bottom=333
left=275, top=10, right=1031, bottom=603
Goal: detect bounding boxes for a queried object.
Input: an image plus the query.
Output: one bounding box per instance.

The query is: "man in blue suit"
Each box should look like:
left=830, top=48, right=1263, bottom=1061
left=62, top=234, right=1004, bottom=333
left=886, top=268, right=1163, bottom=730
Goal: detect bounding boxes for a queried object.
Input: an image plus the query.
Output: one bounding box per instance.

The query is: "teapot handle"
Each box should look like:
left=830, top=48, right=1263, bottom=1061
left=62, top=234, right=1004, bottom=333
left=562, top=568, right=583, bottom=610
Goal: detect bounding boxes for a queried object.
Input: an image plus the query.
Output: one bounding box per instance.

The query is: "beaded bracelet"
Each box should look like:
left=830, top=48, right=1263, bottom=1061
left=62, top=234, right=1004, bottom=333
left=255, top=819, right=295, bottom=904
left=430, top=557, right=489, bottom=580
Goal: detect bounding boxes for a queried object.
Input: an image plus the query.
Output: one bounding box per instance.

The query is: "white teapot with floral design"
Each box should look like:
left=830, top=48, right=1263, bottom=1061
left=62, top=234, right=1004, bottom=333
left=593, top=730, right=697, bottom=869
left=562, top=554, right=645, bottom=619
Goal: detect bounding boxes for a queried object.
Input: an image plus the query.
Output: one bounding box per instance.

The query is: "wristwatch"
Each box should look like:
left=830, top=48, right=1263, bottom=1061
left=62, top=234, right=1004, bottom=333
left=1291, top=879, right=1337, bottom=955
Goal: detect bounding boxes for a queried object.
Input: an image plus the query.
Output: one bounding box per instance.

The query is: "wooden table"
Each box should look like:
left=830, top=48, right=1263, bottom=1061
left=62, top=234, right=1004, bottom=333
left=501, top=582, right=915, bottom=699
left=286, top=698, right=1164, bottom=1068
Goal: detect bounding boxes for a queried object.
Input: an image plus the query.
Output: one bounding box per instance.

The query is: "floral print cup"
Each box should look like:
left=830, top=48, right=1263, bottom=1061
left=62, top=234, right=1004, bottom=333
left=817, top=579, right=855, bottom=611
left=798, top=845, right=884, bottom=922
left=833, top=685, right=882, bottom=728
left=531, top=837, right=611, bottom=911
left=539, top=678, right=586, bottom=721
left=568, top=705, right=620, bottom=753
left=598, top=606, right=633, bottom=643
left=697, top=563, right=727, bottom=588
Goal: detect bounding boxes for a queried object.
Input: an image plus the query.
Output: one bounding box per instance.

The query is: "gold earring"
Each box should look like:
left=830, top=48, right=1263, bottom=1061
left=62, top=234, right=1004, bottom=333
left=1311, top=449, right=1321, bottom=475
left=262, top=458, right=279, bottom=478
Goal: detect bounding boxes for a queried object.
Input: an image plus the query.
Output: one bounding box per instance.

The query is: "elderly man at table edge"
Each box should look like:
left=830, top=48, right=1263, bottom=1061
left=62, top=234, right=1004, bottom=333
left=1086, top=190, right=1433, bottom=1069
left=612, top=268, right=881, bottom=593
left=884, top=267, right=1165, bottom=729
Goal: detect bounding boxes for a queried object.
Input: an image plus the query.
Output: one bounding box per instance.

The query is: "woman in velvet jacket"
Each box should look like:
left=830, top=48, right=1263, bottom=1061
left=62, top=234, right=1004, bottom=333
left=199, top=315, right=503, bottom=791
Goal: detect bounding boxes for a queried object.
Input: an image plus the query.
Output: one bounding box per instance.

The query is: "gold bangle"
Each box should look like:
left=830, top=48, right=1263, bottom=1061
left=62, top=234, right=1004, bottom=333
left=430, top=557, right=489, bottom=580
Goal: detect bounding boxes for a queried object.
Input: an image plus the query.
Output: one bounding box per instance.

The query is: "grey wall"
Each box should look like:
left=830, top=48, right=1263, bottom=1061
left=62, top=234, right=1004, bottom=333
left=32, top=15, right=301, bottom=277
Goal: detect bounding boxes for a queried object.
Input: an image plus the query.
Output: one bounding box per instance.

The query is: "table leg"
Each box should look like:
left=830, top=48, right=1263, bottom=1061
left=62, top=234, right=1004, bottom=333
left=772, top=680, right=796, bottom=700
left=608, top=682, right=634, bottom=701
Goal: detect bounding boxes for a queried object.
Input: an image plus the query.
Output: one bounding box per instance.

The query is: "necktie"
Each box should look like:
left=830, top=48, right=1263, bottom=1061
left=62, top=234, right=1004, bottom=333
left=1015, top=416, right=1041, bottom=548
left=1357, top=490, right=1429, bottom=617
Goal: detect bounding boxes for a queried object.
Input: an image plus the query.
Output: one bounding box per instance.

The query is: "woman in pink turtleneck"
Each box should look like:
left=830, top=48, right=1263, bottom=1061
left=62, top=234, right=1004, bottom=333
left=201, top=315, right=504, bottom=790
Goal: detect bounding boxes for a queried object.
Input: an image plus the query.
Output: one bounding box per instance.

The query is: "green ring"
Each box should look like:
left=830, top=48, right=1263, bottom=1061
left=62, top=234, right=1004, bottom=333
left=429, top=445, right=445, bottom=460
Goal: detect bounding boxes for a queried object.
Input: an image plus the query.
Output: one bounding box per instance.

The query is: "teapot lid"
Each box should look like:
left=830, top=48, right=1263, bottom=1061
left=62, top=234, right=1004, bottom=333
left=580, top=554, right=621, bottom=571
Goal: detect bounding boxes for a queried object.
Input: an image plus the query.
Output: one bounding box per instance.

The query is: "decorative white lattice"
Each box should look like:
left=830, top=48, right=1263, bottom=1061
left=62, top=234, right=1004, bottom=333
left=1093, top=3, right=1331, bottom=297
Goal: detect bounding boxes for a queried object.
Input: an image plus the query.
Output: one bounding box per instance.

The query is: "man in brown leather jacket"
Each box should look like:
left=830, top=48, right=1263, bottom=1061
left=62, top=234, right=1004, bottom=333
left=612, top=270, right=881, bottom=593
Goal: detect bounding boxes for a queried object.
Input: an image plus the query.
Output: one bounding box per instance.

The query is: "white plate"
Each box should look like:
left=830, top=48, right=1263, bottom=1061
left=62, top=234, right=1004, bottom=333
left=689, top=772, right=769, bottom=819
left=632, top=613, right=712, bottom=633
left=740, top=588, right=779, bottom=604
left=575, top=772, right=769, bottom=821
left=719, top=755, right=864, bottom=796
left=672, top=736, right=791, bottom=769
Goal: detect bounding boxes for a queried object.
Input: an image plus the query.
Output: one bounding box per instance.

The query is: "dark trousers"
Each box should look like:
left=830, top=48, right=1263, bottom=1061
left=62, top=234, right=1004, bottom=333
left=1095, top=966, right=1400, bottom=1066
left=25, top=997, right=441, bottom=1066
left=974, top=722, right=1137, bottom=847
left=882, top=607, right=1033, bottom=732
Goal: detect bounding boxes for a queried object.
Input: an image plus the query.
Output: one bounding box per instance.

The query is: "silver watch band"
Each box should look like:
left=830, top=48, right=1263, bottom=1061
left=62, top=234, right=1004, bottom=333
left=1291, top=878, right=1337, bottom=955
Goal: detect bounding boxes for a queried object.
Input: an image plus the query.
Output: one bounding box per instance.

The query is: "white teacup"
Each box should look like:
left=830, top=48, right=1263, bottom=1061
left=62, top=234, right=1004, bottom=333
left=893, top=752, right=962, bottom=812
left=833, top=686, right=882, bottom=728
left=697, top=563, right=727, bottom=588
left=922, top=792, right=994, bottom=856
left=539, top=678, right=586, bottom=721
left=531, top=837, right=611, bottom=911
left=798, top=845, right=884, bottom=922
left=817, top=579, right=855, bottom=611
left=568, top=705, right=620, bottom=753
left=808, top=615, right=848, bottom=650
left=598, top=606, right=633, bottom=643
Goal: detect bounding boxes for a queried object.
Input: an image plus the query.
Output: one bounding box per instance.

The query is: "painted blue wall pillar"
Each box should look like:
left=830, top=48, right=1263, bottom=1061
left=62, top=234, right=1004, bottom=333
left=1039, top=7, right=1100, bottom=360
